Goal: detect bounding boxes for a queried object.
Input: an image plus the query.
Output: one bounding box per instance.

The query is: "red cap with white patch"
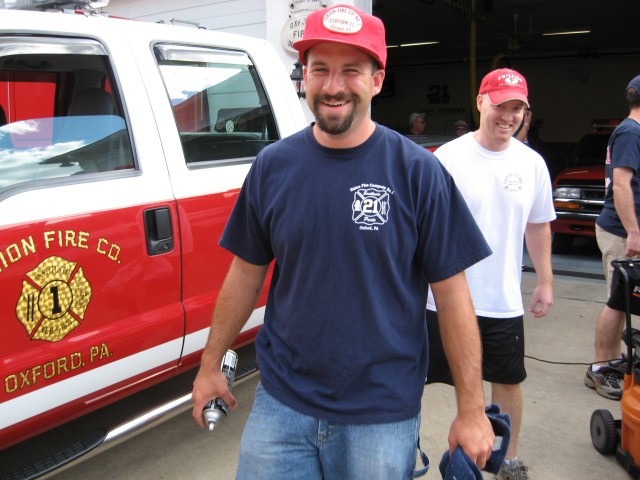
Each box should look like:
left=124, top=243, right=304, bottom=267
left=479, top=68, right=530, bottom=107
left=293, top=4, right=387, bottom=69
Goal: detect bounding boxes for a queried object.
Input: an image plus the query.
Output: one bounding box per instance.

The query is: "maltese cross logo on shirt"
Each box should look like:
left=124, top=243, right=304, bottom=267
left=352, top=187, right=390, bottom=226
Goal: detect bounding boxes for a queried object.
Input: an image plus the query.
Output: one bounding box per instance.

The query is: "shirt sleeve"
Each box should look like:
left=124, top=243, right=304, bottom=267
left=219, top=159, right=274, bottom=266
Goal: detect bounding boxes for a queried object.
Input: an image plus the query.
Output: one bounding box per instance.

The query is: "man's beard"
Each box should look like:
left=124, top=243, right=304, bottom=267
left=312, top=93, right=358, bottom=135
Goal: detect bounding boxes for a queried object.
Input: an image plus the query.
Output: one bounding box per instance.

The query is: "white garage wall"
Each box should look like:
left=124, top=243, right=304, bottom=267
left=106, top=0, right=266, bottom=37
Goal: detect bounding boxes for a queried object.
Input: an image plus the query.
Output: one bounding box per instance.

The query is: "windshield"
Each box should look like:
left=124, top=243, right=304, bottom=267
left=570, top=134, right=610, bottom=167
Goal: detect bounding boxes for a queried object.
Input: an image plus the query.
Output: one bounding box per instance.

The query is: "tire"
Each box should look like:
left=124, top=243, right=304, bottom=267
left=551, top=233, right=574, bottom=254
left=591, top=409, right=618, bottom=454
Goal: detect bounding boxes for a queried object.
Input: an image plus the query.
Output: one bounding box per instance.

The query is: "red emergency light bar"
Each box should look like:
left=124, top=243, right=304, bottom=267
left=591, top=118, right=622, bottom=131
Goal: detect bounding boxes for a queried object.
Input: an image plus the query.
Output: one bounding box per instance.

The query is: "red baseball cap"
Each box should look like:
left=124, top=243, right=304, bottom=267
left=293, top=4, right=387, bottom=69
left=479, top=68, right=530, bottom=107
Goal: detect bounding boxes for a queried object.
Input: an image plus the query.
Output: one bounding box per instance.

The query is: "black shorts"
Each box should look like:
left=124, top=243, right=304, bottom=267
left=425, top=309, right=527, bottom=385
left=606, top=262, right=640, bottom=315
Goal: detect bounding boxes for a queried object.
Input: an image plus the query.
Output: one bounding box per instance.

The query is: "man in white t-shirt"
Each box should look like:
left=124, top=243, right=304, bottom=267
left=426, top=68, right=556, bottom=480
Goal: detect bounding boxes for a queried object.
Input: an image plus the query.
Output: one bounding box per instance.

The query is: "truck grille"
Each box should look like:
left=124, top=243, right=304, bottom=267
left=553, top=179, right=605, bottom=216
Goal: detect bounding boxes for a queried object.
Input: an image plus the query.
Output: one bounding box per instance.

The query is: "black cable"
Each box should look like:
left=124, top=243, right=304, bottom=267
left=525, top=355, right=627, bottom=366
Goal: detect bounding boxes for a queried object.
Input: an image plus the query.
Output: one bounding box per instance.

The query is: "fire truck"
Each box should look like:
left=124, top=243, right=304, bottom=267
left=551, top=120, right=620, bottom=254
left=0, top=3, right=306, bottom=477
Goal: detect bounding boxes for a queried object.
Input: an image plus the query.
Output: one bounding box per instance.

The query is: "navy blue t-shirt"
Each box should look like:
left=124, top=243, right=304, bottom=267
left=597, top=118, right=640, bottom=237
left=220, top=124, right=491, bottom=424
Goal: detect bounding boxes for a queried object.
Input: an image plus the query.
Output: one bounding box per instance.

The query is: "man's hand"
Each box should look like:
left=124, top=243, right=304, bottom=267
left=625, top=231, right=640, bottom=258
left=448, top=408, right=495, bottom=468
left=524, top=222, right=553, bottom=318
left=192, top=366, right=237, bottom=428
left=190, top=256, right=268, bottom=428
left=528, top=283, right=553, bottom=317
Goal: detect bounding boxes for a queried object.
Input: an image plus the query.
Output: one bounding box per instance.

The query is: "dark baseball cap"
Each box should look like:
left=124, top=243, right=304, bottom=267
left=626, top=74, right=640, bottom=99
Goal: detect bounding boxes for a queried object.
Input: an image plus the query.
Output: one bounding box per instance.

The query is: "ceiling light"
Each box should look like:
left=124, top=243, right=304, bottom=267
left=386, top=41, right=440, bottom=49
left=543, top=29, right=591, bottom=36
left=400, top=41, right=440, bottom=47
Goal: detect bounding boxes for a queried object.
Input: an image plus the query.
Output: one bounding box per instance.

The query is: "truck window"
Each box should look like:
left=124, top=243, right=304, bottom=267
left=570, top=134, right=610, bottom=167
left=0, top=37, right=134, bottom=192
left=154, top=44, right=279, bottom=164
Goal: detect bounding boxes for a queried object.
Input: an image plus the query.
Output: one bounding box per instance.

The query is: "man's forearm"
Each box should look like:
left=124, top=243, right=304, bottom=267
left=615, top=186, right=640, bottom=236
left=431, top=272, right=493, bottom=465
left=431, top=272, right=485, bottom=410
left=200, top=257, right=269, bottom=372
left=525, top=222, right=553, bottom=285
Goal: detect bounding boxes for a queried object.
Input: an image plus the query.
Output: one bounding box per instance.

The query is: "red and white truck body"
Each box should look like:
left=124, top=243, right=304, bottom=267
left=0, top=8, right=306, bottom=475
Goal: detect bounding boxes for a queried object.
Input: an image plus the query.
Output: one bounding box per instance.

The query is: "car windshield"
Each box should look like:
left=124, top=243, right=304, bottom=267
left=0, top=115, right=129, bottom=189
left=571, top=134, right=610, bottom=167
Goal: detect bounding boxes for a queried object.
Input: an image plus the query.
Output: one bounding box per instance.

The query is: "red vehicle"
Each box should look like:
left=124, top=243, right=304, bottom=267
left=550, top=121, right=620, bottom=254
left=0, top=7, right=306, bottom=478
left=406, top=134, right=455, bottom=152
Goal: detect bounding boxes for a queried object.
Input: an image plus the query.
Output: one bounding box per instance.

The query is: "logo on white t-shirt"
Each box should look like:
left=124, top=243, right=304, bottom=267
left=503, top=173, right=523, bottom=192
left=351, top=184, right=391, bottom=229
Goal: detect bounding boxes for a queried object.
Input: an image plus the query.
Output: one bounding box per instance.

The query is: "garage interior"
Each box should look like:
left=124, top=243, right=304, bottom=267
left=371, top=0, right=639, bottom=152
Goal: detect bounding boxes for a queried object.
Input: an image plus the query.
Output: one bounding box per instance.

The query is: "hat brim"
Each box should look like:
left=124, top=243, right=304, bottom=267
left=293, top=38, right=385, bottom=69
left=486, top=91, right=530, bottom=108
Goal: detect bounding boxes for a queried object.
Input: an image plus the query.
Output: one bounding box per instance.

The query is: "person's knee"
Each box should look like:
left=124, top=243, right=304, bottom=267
left=491, top=382, right=522, bottom=400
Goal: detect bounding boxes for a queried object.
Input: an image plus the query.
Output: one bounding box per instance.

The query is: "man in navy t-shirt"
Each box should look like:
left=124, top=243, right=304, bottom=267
left=586, top=74, right=640, bottom=401
left=192, top=4, right=495, bottom=478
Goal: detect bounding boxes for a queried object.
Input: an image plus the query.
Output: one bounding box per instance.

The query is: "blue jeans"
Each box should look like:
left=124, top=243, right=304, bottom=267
left=236, top=383, right=428, bottom=479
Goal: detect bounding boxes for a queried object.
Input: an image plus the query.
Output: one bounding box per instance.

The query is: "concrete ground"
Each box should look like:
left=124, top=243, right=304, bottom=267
left=56, top=270, right=636, bottom=479
left=423, top=272, right=632, bottom=479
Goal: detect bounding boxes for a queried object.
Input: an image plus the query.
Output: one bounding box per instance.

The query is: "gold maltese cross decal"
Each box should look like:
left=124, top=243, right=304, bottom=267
left=16, top=256, right=92, bottom=342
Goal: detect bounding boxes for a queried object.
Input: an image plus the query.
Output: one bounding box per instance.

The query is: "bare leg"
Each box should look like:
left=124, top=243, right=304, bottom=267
left=594, top=305, right=625, bottom=364
left=492, top=382, right=522, bottom=460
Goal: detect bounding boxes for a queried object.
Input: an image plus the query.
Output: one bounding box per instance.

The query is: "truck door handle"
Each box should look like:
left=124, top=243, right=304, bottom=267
left=144, top=207, right=174, bottom=255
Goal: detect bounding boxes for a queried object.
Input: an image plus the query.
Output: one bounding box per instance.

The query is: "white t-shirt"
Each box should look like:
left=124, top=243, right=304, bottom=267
left=426, top=133, right=556, bottom=317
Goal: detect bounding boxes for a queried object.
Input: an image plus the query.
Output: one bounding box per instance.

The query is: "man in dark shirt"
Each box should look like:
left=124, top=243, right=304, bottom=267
left=191, top=5, right=495, bottom=478
left=586, top=74, right=640, bottom=400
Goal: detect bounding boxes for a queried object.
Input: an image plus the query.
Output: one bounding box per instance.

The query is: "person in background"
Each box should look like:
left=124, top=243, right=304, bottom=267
left=403, top=111, right=426, bottom=135
left=426, top=68, right=555, bottom=480
left=514, top=107, right=532, bottom=144
left=527, top=118, right=544, bottom=152
left=191, top=4, right=495, bottom=479
left=454, top=119, right=468, bottom=137
left=585, top=73, right=640, bottom=400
